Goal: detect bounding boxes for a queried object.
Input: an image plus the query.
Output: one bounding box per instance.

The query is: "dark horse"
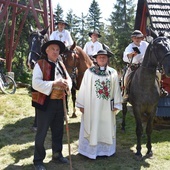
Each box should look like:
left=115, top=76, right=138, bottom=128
left=122, top=31, right=170, bottom=160
left=26, top=27, right=48, bottom=69
left=27, top=28, right=93, bottom=118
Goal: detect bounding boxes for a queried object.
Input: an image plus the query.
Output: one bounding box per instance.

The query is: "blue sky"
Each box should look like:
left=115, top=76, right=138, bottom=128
left=52, top=0, right=138, bottom=22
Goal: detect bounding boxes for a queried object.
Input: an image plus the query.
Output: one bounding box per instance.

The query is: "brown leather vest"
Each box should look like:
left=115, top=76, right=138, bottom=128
left=32, top=59, right=54, bottom=111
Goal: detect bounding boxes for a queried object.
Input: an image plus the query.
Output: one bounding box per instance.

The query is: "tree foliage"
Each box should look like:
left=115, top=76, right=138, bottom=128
left=87, top=0, right=103, bottom=31
left=0, top=0, right=136, bottom=83
left=54, top=3, right=64, bottom=22
left=108, top=0, right=135, bottom=69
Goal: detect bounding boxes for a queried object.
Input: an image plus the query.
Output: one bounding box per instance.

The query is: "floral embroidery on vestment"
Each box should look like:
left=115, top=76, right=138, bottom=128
left=90, top=67, right=111, bottom=100
left=95, top=79, right=110, bottom=100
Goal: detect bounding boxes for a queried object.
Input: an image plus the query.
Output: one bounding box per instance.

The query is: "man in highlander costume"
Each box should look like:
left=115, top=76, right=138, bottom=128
left=32, top=40, right=72, bottom=170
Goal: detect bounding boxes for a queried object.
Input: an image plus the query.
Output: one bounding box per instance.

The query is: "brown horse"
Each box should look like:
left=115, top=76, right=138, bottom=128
left=62, top=42, right=93, bottom=117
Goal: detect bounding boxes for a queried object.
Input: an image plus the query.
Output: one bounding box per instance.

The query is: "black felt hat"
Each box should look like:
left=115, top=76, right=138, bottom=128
left=131, top=30, right=144, bottom=37
left=89, top=30, right=101, bottom=38
left=92, top=50, right=111, bottom=58
left=41, top=40, right=65, bottom=55
left=55, top=19, right=69, bottom=27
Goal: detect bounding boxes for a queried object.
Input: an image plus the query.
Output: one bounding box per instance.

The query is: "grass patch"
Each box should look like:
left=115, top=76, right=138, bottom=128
left=0, top=88, right=170, bottom=170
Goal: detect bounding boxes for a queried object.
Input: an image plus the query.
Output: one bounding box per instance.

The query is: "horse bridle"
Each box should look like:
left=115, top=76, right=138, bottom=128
left=29, top=50, right=41, bottom=59
left=151, top=37, right=170, bottom=72
left=29, top=33, right=45, bottom=61
left=62, top=49, right=78, bottom=81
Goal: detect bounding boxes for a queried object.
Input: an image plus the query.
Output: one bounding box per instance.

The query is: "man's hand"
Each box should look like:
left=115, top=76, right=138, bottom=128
left=127, top=52, right=137, bottom=58
left=53, top=78, right=69, bottom=90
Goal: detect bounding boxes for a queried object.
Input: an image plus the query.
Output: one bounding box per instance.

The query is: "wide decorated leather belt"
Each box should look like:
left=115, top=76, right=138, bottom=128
left=130, top=63, right=140, bottom=71
left=50, top=87, right=64, bottom=99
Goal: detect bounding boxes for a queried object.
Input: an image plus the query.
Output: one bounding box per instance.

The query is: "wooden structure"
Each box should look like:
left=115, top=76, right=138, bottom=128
left=0, top=0, right=55, bottom=72
left=134, top=0, right=170, bottom=118
left=134, top=0, right=170, bottom=37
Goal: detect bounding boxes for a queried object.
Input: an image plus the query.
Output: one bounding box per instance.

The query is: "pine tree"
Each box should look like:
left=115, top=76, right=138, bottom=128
left=74, top=13, right=89, bottom=48
left=87, top=0, right=103, bottom=31
left=108, top=0, right=135, bottom=69
left=53, top=3, right=64, bottom=22
left=65, top=10, right=81, bottom=44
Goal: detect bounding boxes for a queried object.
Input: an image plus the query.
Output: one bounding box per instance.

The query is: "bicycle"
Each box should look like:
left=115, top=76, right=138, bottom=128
left=0, top=60, right=16, bottom=94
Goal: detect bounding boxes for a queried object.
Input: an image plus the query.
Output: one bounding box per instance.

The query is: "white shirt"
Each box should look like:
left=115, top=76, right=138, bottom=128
left=83, top=41, right=103, bottom=56
left=50, top=29, right=73, bottom=47
left=123, top=41, right=149, bottom=64
left=32, top=61, right=72, bottom=96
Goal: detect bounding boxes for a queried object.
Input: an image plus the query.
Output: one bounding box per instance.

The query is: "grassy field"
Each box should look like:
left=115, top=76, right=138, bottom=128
left=0, top=88, right=170, bottom=170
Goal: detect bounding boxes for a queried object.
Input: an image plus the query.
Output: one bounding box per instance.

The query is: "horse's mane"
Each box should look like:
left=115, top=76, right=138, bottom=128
left=75, top=46, right=93, bottom=68
left=27, top=27, right=49, bottom=69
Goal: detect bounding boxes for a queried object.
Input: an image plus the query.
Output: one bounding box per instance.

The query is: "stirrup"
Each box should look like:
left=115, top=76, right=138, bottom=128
left=160, top=88, right=168, bottom=97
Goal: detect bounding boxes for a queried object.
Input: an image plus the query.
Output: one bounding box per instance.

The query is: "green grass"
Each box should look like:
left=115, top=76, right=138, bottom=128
left=0, top=88, right=170, bottom=170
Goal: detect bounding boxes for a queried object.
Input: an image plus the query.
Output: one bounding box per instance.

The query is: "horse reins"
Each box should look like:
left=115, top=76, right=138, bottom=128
left=29, top=33, right=46, bottom=63
left=61, top=49, right=78, bottom=87
left=29, top=50, right=41, bottom=58
left=152, top=37, right=170, bottom=72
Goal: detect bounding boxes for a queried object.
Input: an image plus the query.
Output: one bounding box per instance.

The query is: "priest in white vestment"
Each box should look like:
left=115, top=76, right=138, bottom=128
left=76, top=50, right=123, bottom=159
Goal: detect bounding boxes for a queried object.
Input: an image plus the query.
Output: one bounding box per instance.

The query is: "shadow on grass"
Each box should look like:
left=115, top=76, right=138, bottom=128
left=3, top=152, right=152, bottom=170
left=0, top=117, right=80, bottom=148
left=0, top=117, right=81, bottom=170
left=117, top=109, right=170, bottom=161
left=0, top=117, right=35, bottom=149
left=1, top=109, right=170, bottom=170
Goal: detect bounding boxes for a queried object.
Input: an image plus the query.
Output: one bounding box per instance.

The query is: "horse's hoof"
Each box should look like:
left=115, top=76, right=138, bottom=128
left=145, top=151, right=153, bottom=158
left=71, top=113, right=77, bottom=118
left=134, top=153, right=143, bottom=161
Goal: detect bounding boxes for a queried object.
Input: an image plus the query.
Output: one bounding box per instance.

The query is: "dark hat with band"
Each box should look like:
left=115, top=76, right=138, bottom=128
left=55, top=19, right=69, bottom=27
left=89, top=30, right=101, bottom=38
left=41, top=40, right=66, bottom=55
left=92, top=50, right=111, bottom=58
left=131, top=30, right=144, bottom=37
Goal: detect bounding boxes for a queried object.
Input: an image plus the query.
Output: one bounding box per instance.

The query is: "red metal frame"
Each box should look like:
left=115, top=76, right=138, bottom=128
left=0, top=0, right=55, bottom=71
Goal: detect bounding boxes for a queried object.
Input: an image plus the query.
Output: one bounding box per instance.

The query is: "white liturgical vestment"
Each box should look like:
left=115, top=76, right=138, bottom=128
left=76, top=66, right=122, bottom=159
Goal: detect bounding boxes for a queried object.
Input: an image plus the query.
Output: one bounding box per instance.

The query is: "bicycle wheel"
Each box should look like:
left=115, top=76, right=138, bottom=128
left=0, top=75, right=16, bottom=94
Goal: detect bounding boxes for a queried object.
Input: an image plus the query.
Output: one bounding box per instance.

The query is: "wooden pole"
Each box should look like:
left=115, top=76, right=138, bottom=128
left=63, top=95, right=72, bottom=170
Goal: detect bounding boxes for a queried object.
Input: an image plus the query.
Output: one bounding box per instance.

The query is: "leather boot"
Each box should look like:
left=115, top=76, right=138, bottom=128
left=52, top=152, right=69, bottom=164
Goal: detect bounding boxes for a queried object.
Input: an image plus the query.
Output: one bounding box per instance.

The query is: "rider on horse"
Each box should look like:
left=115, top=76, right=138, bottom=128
left=122, top=30, right=168, bottom=101
left=83, top=30, right=103, bottom=64
left=50, top=19, right=73, bottom=48
left=122, top=30, right=149, bottom=100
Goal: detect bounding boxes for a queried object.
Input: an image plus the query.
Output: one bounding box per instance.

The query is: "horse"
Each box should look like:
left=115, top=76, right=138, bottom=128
left=27, top=28, right=93, bottom=118
left=26, top=27, right=48, bottom=69
left=61, top=42, right=93, bottom=117
left=121, top=31, right=170, bottom=160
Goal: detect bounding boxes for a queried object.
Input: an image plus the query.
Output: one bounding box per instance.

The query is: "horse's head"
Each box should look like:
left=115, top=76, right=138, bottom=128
left=61, top=42, right=93, bottom=89
left=27, top=27, right=49, bottom=69
left=144, top=29, right=170, bottom=77
left=61, top=42, right=78, bottom=81
left=151, top=35, right=170, bottom=77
